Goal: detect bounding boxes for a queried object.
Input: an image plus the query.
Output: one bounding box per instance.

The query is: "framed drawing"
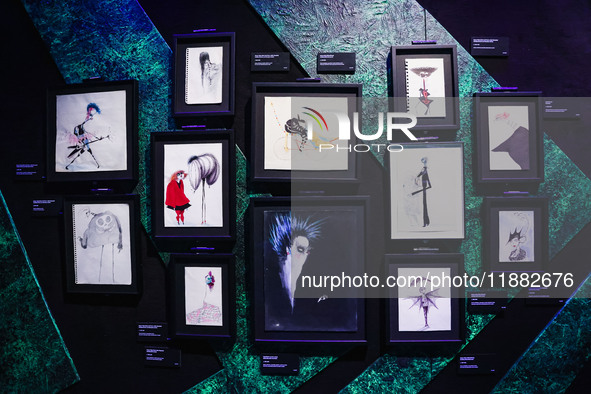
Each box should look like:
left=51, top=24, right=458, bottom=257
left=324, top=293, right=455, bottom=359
left=388, top=142, right=464, bottom=240
left=483, top=197, right=548, bottom=272
left=173, top=32, right=235, bottom=116
left=151, top=130, right=235, bottom=244
left=391, top=45, right=460, bottom=131
left=63, top=194, right=140, bottom=294
left=473, top=92, right=544, bottom=185
left=251, top=82, right=361, bottom=182
left=386, top=253, right=464, bottom=343
left=46, top=80, right=138, bottom=186
left=249, top=196, right=367, bottom=342
left=168, top=254, right=233, bottom=338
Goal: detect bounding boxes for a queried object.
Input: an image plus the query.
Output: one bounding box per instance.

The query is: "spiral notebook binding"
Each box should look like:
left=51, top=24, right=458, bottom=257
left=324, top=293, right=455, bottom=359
left=72, top=205, right=79, bottom=284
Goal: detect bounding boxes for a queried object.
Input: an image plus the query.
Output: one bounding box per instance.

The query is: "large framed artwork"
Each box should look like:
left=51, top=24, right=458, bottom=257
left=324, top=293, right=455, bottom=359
left=473, top=92, right=543, bottom=185
left=251, top=82, right=361, bottom=182
left=388, top=142, right=464, bottom=240
left=386, top=253, right=464, bottom=343
left=168, top=254, right=234, bottom=338
left=151, top=130, right=235, bottom=245
left=391, top=45, right=460, bottom=132
left=249, top=196, right=367, bottom=342
left=173, top=32, right=235, bottom=117
left=63, top=194, right=140, bottom=294
left=483, top=197, right=548, bottom=272
left=46, top=80, right=138, bottom=186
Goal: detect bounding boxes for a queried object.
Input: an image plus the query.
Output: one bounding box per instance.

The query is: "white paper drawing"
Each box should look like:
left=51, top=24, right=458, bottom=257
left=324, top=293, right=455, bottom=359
left=72, top=203, right=132, bottom=285
left=185, top=266, right=223, bottom=326
left=55, top=90, right=127, bottom=172
left=397, top=267, right=451, bottom=332
left=163, top=143, right=223, bottom=228
left=263, top=96, right=349, bottom=171
left=488, top=105, right=530, bottom=170
left=499, top=210, right=535, bottom=262
left=186, top=46, right=223, bottom=104
left=405, top=58, right=446, bottom=118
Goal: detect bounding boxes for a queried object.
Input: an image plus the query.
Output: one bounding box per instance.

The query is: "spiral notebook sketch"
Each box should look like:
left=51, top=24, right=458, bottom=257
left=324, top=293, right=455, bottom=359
left=405, top=58, right=446, bottom=118
left=185, top=46, right=223, bottom=105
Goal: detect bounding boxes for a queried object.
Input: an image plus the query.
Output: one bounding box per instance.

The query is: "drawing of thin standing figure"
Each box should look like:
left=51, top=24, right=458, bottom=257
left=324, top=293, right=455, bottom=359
left=165, top=170, right=191, bottom=225
left=407, top=277, right=441, bottom=330
left=186, top=271, right=222, bottom=325
left=506, top=212, right=530, bottom=262
left=66, top=103, right=109, bottom=169
left=187, top=153, right=220, bottom=225
left=411, top=67, right=437, bottom=115
left=200, top=52, right=222, bottom=97
left=412, top=157, right=432, bottom=227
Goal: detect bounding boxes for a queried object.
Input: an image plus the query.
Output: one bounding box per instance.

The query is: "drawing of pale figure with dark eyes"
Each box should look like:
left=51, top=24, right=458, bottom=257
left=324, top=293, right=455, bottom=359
left=269, top=213, right=323, bottom=312
left=199, top=51, right=222, bottom=97
left=499, top=211, right=534, bottom=262
left=186, top=270, right=222, bottom=326
left=79, top=210, right=122, bottom=283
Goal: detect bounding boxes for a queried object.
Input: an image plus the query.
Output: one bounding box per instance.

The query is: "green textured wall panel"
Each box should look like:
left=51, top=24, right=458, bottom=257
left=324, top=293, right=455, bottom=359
left=0, top=190, right=78, bottom=392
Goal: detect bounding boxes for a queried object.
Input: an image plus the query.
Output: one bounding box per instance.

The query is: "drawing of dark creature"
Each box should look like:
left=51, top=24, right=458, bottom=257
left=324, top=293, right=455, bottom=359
left=285, top=115, right=308, bottom=152
left=187, top=153, right=220, bottom=224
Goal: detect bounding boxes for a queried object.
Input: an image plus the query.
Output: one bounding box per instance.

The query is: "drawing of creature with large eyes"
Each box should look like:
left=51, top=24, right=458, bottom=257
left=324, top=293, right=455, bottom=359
left=79, top=210, right=123, bottom=283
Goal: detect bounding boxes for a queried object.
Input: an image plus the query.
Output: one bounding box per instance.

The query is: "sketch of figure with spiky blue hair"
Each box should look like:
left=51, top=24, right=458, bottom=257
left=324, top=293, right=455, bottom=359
left=269, top=212, right=323, bottom=312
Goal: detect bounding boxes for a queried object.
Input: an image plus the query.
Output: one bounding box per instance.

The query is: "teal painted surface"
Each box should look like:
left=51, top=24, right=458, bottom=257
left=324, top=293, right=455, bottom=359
left=0, top=190, right=79, bottom=392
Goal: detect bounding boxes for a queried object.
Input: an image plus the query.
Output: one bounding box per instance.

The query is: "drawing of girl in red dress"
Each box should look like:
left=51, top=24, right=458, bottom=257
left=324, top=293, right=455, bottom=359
left=165, top=170, right=191, bottom=224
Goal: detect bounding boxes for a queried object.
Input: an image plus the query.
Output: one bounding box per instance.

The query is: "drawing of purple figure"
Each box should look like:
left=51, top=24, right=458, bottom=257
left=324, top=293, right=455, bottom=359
left=411, top=157, right=432, bottom=227
left=187, top=153, right=220, bottom=225
left=407, top=277, right=442, bottom=330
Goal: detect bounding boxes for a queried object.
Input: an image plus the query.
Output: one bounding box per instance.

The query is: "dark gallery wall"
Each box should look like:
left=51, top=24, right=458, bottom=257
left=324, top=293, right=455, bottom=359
left=1, top=0, right=591, bottom=393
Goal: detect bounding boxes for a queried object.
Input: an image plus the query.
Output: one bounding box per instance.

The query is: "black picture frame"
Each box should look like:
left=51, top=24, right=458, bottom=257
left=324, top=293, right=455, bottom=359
left=151, top=130, right=235, bottom=247
left=387, top=142, right=465, bottom=240
left=251, top=82, right=362, bottom=183
left=386, top=253, right=464, bottom=343
left=168, top=254, right=234, bottom=338
left=473, top=92, right=544, bottom=185
left=46, top=80, right=138, bottom=187
left=249, top=196, right=367, bottom=343
left=173, top=32, right=235, bottom=117
left=63, top=194, right=141, bottom=295
left=391, top=45, right=460, bottom=132
left=483, top=197, right=548, bottom=272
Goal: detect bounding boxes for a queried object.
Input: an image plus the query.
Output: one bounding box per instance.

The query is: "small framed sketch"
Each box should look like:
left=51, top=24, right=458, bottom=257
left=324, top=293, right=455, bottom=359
left=250, top=196, right=367, bottom=342
left=391, top=45, right=460, bottom=131
left=46, top=80, right=138, bottom=186
left=173, top=32, right=235, bottom=116
left=151, top=130, right=235, bottom=244
left=386, top=253, right=464, bottom=343
left=251, top=82, right=361, bottom=182
left=473, top=92, right=544, bottom=185
left=483, top=197, right=548, bottom=272
left=168, top=254, right=233, bottom=338
left=63, top=194, right=140, bottom=294
left=388, top=142, right=464, bottom=240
